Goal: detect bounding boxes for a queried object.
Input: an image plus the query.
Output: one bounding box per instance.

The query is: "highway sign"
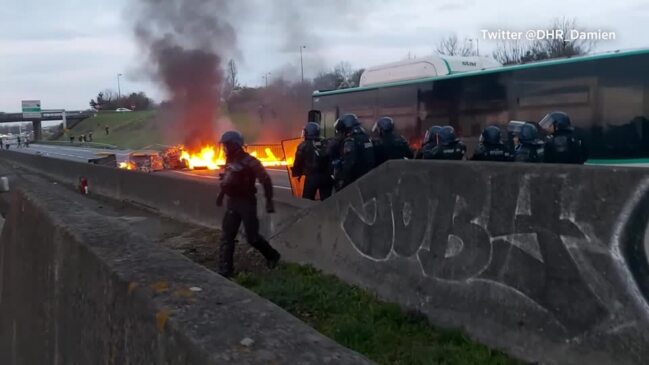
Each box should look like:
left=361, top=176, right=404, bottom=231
left=22, top=100, right=41, bottom=119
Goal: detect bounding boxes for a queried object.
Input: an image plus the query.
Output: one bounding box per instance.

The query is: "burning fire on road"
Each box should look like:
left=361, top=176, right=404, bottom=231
left=118, top=144, right=289, bottom=172
left=178, top=144, right=289, bottom=170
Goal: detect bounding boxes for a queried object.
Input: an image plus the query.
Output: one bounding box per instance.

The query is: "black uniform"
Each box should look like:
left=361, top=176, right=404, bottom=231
left=514, top=141, right=545, bottom=162
left=292, top=138, right=333, bottom=200
left=373, top=133, right=413, bottom=165
left=514, top=123, right=545, bottom=163
left=339, top=127, right=375, bottom=189
left=218, top=149, right=280, bottom=278
left=422, top=141, right=466, bottom=160
left=472, top=143, right=513, bottom=161
left=544, top=131, right=587, bottom=164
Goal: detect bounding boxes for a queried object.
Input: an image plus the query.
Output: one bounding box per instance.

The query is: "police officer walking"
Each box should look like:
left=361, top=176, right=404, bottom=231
left=215, top=131, right=281, bottom=278
left=514, top=123, right=545, bottom=163
left=292, top=122, right=333, bottom=200
left=539, top=111, right=587, bottom=164
left=471, top=125, right=513, bottom=161
left=337, top=114, right=375, bottom=189
left=421, top=125, right=466, bottom=160
left=371, top=117, right=413, bottom=165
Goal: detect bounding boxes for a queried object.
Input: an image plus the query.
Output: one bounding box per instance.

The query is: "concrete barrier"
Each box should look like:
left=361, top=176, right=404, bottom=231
left=0, top=179, right=372, bottom=364
left=272, top=160, right=649, bottom=364
left=0, top=150, right=313, bottom=237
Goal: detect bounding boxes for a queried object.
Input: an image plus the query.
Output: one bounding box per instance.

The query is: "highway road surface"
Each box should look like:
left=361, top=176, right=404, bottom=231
left=9, top=143, right=293, bottom=191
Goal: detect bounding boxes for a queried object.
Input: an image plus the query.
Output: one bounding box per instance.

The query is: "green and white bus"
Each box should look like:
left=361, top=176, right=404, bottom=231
left=312, top=49, right=649, bottom=165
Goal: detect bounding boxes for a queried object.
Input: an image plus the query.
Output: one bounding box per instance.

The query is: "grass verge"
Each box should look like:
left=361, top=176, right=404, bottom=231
left=236, top=264, right=522, bottom=365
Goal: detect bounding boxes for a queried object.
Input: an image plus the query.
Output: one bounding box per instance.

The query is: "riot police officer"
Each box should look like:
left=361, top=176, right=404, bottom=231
left=514, top=123, right=545, bottom=163
left=328, top=119, right=346, bottom=192
left=422, top=126, right=466, bottom=160
left=371, top=117, right=413, bottom=165
left=471, top=125, right=513, bottom=161
left=292, top=122, right=333, bottom=200
left=215, top=131, right=280, bottom=278
left=539, top=111, right=587, bottom=164
left=337, top=114, right=375, bottom=189
left=416, top=125, right=442, bottom=159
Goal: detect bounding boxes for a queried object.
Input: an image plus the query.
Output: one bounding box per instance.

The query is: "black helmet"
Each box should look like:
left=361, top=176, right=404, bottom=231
left=302, top=122, right=320, bottom=140
left=339, top=113, right=360, bottom=130
left=439, top=126, right=458, bottom=145
left=481, top=126, right=502, bottom=145
left=539, top=111, right=572, bottom=133
left=423, top=125, right=442, bottom=146
left=519, top=123, right=538, bottom=142
left=334, top=119, right=346, bottom=137
left=219, top=130, right=244, bottom=146
left=372, top=117, right=395, bottom=136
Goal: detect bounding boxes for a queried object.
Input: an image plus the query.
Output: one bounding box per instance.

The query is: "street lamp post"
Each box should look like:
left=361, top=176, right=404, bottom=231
left=467, top=38, right=480, bottom=56
left=263, top=72, right=271, bottom=88
left=117, top=73, right=123, bottom=101
left=299, top=45, right=306, bottom=83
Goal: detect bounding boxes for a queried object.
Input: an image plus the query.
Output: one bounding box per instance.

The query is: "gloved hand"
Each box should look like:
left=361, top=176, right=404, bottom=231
left=296, top=175, right=302, bottom=182
left=216, top=194, right=224, bottom=207
left=266, top=200, right=275, bottom=213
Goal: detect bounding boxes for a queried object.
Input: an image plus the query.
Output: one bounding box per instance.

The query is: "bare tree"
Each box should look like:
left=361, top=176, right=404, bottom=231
left=224, top=59, right=239, bottom=98
left=492, top=40, right=528, bottom=65
left=529, top=17, right=596, bottom=61
left=492, top=17, right=596, bottom=65
left=436, top=35, right=477, bottom=57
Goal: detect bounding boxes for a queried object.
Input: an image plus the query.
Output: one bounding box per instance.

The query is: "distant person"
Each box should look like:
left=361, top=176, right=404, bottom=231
left=215, top=131, right=280, bottom=278
left=78, top=135, right=83, bottom=143
left=471, top=126, right=513, bottom=162
left=292, top=122, right=333, bottom=200
left=70, top=135, right=75, bottom=144
left=0, top=138, right=4, bottom=150
left=514, top=123, right=545, bottom=163
left=105, top=125, right=110, bottom=135
left=539, top=111, right=587, bottom=164
left=421, top=126, right=466, bottom=160
left=88, top=131, right=93, bottom=142
left=24, top=137, right=29, bottom=148
left=16, top=136, right=22, bottom=148
left=371, top=117, right=413, bottom=165
left=336, top=114, right=375, bottom=190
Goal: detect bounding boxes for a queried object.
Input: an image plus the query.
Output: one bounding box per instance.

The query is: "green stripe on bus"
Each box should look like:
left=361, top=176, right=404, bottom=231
left=586, top=158, right=649, bottom=165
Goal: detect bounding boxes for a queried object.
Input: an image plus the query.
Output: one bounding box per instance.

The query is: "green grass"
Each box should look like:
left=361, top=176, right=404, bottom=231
left=236, top=264, right=522, bottom=365
left=56, top=110, right=261, bottom=150
left=57, top=111, right=164, bottom=149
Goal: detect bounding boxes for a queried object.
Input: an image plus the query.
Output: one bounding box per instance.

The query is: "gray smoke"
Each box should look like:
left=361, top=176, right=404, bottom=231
left=131, top=0, right=382, bottom=146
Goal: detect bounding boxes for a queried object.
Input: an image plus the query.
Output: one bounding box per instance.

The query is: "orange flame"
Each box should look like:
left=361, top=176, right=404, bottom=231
left=179, top=145, right=224, bottom=170
left=119, top=161, right=135, bottom=170
left=178, top=144, right=288, bottom=170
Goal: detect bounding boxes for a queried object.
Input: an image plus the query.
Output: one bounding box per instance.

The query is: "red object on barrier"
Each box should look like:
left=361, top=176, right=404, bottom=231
left=78, top=177, right=88, bottom=195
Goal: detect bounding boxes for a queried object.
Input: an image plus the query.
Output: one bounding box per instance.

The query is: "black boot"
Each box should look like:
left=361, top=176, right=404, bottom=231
left=218, top=239, right=236, bottom=278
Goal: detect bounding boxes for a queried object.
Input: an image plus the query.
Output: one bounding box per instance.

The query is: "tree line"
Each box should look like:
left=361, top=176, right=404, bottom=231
left=437, top=17, right=596, bottom=65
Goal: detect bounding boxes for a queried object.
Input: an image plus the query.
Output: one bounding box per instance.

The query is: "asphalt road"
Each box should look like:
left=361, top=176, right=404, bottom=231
left=10, top=143, right=293, bottom=191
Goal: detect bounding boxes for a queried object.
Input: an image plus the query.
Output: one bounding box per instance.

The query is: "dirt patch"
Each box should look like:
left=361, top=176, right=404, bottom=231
left=157, top=226, right=273, bottom=276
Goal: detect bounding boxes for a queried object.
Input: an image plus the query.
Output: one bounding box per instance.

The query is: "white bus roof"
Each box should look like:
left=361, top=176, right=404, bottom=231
left=359, top=55, right=502, bottom=87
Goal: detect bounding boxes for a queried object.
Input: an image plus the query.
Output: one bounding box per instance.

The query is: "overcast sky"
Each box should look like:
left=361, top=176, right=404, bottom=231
left=1, top=0, right=648, bottom=112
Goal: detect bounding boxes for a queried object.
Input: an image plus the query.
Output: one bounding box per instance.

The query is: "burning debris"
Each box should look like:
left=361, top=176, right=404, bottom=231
left=118, top=144, right=287, bottom=173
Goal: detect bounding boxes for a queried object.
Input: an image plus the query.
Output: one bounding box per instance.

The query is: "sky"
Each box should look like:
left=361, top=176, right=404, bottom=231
left=1, top=0, right=648, bottom=112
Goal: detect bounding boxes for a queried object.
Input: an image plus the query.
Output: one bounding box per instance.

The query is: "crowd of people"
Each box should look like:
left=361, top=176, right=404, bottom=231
left=212, top=111, right=586, bottom=277
left=291, top=111, right=587, bottom=201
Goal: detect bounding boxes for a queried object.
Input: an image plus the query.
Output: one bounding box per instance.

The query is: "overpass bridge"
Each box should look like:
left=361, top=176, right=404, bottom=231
left=0, top=110, right=92, bottom=140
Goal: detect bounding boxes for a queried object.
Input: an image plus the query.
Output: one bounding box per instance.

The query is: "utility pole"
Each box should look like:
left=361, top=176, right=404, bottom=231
left=263, top=72, right=271, bottom=88
left=117, top=73, right=123, bottom=100
left=299, top=45, right=306, bottom=83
